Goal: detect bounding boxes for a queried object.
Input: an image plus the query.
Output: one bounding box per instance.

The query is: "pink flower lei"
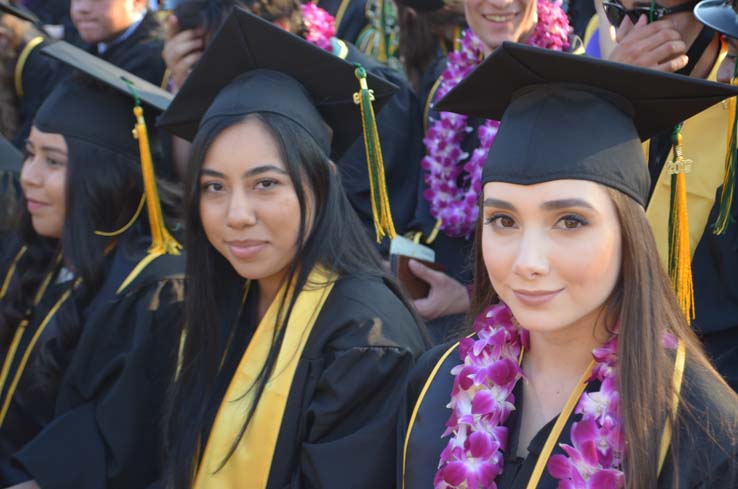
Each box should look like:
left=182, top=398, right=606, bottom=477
left=435, top=303, right=626, bottom=489
left=301, top=3, right=336, bottom=51
left=422, top=0, right=571, bottom=238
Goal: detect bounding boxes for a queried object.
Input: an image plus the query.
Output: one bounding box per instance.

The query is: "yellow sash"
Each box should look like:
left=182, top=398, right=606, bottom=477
left=645, top=41, right=729, bottom=270
left=193, top=267, right=336, bottom=488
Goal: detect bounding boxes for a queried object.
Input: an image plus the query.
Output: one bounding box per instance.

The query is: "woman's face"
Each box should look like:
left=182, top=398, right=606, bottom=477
left=199, top=118, right=308, bottom=287
left=464, top=0, right=538, bottom=56
left=481, top=179, right=622, bottom=335
left=21, top=127, right=68, bottom=239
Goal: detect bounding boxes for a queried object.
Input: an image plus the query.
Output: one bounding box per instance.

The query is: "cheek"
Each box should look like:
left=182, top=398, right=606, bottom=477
left=555, top=231, right=621, bottom=297
left=481, top=228, right=515, bottom=290
left=265, top=192, right=303, bottom=250
left=199, top=197, right=223, bottom=240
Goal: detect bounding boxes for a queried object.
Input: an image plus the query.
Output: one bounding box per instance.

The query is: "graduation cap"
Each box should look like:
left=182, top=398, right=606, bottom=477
left=436, top=41, right=738, bottom=320
left=36, top=40, right=181, bottom=258
left=695, top=0, right=738, bottom=39
left=159, top=7, right=400, bottom=241
left=0, top=134, right=22, bottom=173
left=0, top=1, right=47, bottom=33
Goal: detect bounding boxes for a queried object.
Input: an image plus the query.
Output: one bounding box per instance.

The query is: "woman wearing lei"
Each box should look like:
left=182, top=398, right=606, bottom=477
left=407, top=0, right=574, bottom=331
left=402, top=44, right=738, bottom=489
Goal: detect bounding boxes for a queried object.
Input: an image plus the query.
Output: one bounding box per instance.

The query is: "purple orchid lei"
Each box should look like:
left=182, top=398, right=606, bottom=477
left=421, top=0, right=571, bottom=238
left=301, top=3, right=336, bottom=52
left=435, top=303, right=627, bottom=489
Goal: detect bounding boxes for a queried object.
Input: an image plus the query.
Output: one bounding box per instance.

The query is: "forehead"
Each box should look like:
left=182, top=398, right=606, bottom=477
left=618, top=0, right=689, bottom=7
left=483, top=179, right=613, bottom=205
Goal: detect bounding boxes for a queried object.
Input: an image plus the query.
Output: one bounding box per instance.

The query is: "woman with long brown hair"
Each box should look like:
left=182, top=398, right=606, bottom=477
left=402, top=44, right=738, bottom=489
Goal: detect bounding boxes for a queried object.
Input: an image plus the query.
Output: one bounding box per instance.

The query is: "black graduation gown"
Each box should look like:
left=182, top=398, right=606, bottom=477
left=0, top=265, right=73, bottom=485
left=202, top=275, right=427, bottom=488
left=339, top=42, right=426, bottom=247
left=318, top=0, right=368, bottom=45
left=13, top=234, right=185, bottom=489
left=76, top=11, right=167, bottom=88
left=402, top=342, right=738, bottom=489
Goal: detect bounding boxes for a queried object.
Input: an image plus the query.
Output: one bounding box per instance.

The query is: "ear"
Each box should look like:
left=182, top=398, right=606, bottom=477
left=328, top=160, right=338, bottom=174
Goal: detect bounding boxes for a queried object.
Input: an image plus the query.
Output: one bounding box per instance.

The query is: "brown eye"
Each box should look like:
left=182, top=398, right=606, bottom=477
left=556, top=214, right=588, bottom=230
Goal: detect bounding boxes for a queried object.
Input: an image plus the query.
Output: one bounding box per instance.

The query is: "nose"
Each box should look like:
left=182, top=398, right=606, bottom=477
left=70, top=0, right=91, bottom=16
left=225, top=188, right=257, bottom=229
left=20, top=156, right=43, bottom=189
left=511, top=229, right=549, bottom=280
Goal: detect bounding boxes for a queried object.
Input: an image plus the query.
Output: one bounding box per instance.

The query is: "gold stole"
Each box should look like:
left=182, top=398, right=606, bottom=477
left=646, top=42, right=729, bottom=270
left=193, top=267, right=336, bottom=488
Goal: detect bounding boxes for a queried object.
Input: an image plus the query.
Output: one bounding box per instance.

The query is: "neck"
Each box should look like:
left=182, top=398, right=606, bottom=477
left=256, top=273, right=285, bottom=321
left=524, top=311, right=609, bottom=382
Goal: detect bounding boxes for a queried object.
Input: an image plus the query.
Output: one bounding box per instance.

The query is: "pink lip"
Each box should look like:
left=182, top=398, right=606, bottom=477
left=512, top=288, right=563, bottom=306
left=225, top=240, right=267, bottom=260
left=26, top=199, right=49, bottom=213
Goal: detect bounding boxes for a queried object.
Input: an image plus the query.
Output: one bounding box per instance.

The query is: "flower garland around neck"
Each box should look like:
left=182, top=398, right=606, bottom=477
left=435, top=303, right=627, bottom=489
left=422, top=0, right=571, bottom=238
left=301, top=3, right=335, bottom=52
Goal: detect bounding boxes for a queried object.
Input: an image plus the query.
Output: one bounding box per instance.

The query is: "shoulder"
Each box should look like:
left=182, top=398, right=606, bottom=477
left=341, top=40, right=407, bottom=88
left=664, top=355, right=738, bottom=486
left=309, top=274, right=426, bottom=354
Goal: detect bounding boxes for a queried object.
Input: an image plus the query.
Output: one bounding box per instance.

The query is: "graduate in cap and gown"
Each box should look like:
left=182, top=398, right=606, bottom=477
left=162, top=0, right=425, bottom=246
left=0, top=45, right=184, bottom=488
left=156, top=8, right=427, bottom=489
left=402, top=44, right=738, bottom=489
left=681, top=0, right=738, bottom=393
left=0, top=136, right=23, bottom=259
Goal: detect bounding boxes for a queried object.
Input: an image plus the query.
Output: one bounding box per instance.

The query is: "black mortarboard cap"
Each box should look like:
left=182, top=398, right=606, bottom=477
left=695, top=0, right=738, bottom=39
left=33, top=41, right=172, bottom=158
left=157, top=7, right=398, bottom=159
left=435, top=42, right=738, bottom=207
left=36, top=41, right=181, bottom=256
left=41, top=41, right=172, bottom=112
left=0, top=134, right=21, bottom=173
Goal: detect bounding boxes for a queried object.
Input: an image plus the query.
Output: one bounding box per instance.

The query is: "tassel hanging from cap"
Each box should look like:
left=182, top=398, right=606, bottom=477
left=125, top=80, right=182, bottom=257
left=712, top=65, right=738, bottom=235
left=667, top=126, right=695, bottom=320
left=353, top=64, right=396, bottom=242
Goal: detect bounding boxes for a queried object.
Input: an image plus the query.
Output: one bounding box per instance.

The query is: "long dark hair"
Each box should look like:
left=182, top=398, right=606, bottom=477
left=163, top=112, right=413, bottom=489
left=0, top=133, right=181, bottom=388
left=468, top=187, right=738, bottom=488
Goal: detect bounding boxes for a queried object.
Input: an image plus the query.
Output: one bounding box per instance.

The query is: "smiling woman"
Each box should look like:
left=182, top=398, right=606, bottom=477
left=0, top=60, right=185, bottom=487
left=402, top=44, right=738, bottom=489
left=157, top=9, right=427, bottom=489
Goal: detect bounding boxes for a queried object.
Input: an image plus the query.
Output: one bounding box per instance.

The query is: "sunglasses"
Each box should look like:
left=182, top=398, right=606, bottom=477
left=602, top=0, right=699, bottom=28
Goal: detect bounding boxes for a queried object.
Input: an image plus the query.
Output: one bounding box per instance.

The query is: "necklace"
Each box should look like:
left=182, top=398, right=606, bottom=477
left=434, top=303, right=625, bottom=489
left=422, top=1, right=571, bottom=238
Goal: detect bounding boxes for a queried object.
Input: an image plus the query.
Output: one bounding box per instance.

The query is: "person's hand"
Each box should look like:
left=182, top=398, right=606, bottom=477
left=608, top=15, right=688, bottom=72
left=409, top=259, right=470, bottom=321
left=162, top=15, right=204, bottom=93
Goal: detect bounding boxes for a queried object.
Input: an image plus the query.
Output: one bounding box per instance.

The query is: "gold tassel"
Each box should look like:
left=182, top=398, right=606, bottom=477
left=667, top=131, right=695, bottom=320
left=353, top=65, right=396, bottom=242
left=132, top=105, right=182, bottom=256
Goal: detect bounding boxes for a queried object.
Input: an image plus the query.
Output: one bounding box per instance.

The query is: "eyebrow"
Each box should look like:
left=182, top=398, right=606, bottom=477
left=25, top=141, right=67, bottom=157
left=483, top=197, right=595, bottom=211
left=200, top=164, right=288, bottom=178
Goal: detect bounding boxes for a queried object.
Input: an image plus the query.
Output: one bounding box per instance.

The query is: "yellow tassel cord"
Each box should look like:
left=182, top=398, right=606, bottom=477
left=713, top=70, right=738, bottom=235
left=353, top=65, right=396, bottom=242
left=125, top=81, right=182, bottom=257
left=667, top=129, right=695, bottom=320
left=94, top=193, right=145, bottom=237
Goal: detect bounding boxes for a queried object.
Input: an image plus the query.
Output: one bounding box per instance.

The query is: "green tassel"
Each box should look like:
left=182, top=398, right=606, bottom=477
left=713, top=61, right=738, bottom=235
left=353, top=64, right=396, bottom=242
